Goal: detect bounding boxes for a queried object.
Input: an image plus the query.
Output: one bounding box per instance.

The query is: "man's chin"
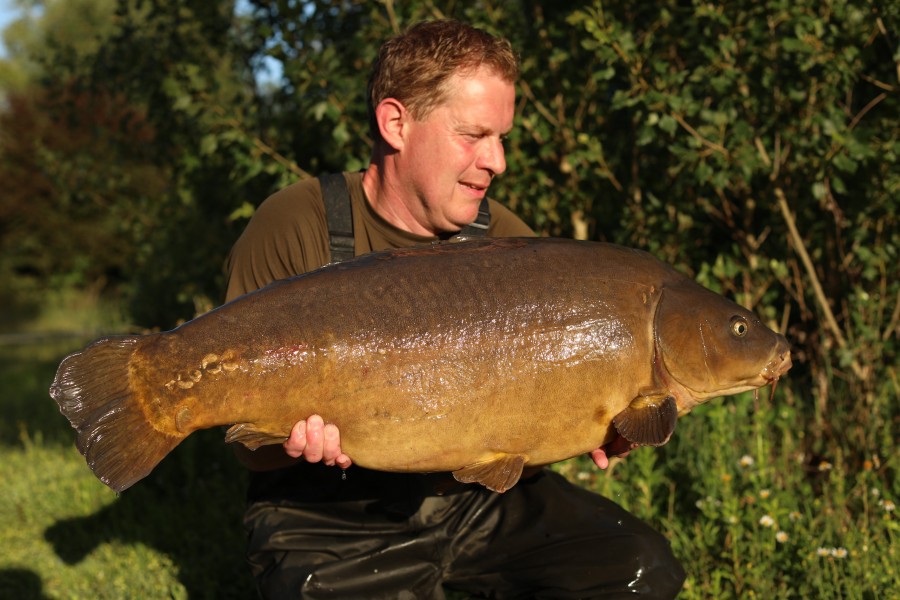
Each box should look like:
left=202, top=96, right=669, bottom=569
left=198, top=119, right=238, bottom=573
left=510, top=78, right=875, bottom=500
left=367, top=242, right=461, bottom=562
left=444, top=216, right=482, bottom=236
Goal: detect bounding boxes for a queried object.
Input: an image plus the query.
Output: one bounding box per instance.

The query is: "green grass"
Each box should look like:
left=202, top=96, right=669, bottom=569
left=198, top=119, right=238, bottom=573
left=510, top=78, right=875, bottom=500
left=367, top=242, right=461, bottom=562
left=0, top=287, right=255, bottom=600
left=556, top=387, right=900, bottom=598
left=0, top=341, right=255, bottom=599
left=1, top=293, right=897, bottom=599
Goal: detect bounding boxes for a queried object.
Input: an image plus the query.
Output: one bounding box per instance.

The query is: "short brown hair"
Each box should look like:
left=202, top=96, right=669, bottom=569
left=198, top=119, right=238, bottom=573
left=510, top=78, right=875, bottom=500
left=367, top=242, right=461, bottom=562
left=367, top=20, right=519, bottom=142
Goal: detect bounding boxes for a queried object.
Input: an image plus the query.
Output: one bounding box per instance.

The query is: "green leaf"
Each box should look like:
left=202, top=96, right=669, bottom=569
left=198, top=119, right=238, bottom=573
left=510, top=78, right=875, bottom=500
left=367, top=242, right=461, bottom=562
left=832, top=152, right=858, bottom=174
left=659, top=114, right=678, bottom=135
left=228, top=201, right=256, bottom=222
left=200, top=134, right=218, bottom=156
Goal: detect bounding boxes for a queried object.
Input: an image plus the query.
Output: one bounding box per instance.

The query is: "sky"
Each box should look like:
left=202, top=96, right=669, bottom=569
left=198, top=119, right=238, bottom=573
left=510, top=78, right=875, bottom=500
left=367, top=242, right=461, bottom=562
left=0, top=1, right=282, bottom=82
left=0, top=0, right=24, bottom=58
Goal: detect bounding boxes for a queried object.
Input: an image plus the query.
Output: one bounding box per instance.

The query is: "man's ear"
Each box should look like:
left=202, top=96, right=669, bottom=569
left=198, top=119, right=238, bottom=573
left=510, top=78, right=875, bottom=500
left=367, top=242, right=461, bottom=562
left=373, top=98, right=408, bottom=151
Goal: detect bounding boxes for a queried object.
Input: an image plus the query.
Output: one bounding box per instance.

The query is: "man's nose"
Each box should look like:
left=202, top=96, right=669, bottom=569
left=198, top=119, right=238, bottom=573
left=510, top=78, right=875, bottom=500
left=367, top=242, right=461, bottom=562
left=479, top=137, right=507, bottom=176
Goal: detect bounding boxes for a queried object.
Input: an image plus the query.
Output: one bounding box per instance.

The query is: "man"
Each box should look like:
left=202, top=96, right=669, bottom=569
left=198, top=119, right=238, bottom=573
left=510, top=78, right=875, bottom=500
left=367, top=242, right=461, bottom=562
left=226, top=19, right=685, bottom=599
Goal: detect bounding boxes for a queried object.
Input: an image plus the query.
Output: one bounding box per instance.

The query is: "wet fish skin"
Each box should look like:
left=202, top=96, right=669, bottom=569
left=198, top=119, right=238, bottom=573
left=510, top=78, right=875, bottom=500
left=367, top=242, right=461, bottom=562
left=50, top=238, right=791, bottom=493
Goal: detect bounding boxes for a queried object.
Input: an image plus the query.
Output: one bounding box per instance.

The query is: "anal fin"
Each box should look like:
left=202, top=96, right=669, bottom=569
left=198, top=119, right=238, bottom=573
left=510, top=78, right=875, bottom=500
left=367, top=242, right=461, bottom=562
left=612, top=393, right=677, bottom=447
left=225, top=423, right=288, bottom=450
left=452, top=454, right=527, bottom=493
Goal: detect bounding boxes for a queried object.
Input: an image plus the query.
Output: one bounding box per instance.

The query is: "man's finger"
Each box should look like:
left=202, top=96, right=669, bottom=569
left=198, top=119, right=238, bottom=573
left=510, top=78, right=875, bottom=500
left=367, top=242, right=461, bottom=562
left=322, top=423, right=341, bottom=465
left=303, top=415, right=325, bottom=463
left=590, top=448, right=610, bottom=470
left=283, top=419, right=308, bottom=458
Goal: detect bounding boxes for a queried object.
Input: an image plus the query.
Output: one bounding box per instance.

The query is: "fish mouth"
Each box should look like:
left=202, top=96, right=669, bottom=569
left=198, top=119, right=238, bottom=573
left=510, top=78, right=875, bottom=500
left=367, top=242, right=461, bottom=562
left=685, top=341, right=793, bottom=400
left=762, top=346, right=793, bottom=383
left=755, top=345, right=792, bottom=403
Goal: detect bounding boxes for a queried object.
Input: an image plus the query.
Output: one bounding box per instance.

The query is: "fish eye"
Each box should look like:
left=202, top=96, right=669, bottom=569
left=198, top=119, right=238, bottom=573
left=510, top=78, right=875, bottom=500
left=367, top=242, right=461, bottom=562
left=731, top=317, right=749, bottom=337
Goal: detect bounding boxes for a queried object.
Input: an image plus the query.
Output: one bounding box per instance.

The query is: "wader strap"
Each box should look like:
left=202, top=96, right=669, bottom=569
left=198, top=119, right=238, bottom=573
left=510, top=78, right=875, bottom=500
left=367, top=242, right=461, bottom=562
left=456, top=198, right=491, bottom=238
left=320, top=172, right=355, bottom=264
left=321, top=172, right=492, bottom=263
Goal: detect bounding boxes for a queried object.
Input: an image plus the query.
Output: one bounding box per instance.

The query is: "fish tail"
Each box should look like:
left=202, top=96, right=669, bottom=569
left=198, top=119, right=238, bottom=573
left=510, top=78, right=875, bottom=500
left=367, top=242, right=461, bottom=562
left=50, top=335, right=182, bottom=492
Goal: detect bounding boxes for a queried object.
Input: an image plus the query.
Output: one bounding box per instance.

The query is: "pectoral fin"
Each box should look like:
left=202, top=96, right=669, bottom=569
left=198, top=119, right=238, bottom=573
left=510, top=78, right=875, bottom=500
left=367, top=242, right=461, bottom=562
left=224, top=423, right=288, bottom=450
left=452, top=454, right=527, bottom=493
left=612, top=393, right=677, bottom=447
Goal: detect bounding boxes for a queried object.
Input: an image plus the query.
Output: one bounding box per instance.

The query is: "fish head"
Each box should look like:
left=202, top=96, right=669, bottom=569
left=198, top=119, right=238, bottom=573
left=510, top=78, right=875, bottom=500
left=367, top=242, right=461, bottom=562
left=653, top=280, right=792, bottom=413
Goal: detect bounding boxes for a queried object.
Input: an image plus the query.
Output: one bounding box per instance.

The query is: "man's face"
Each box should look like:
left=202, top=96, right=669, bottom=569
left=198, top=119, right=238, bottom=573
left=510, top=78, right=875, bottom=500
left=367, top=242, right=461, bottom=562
left=399, top=66, right=515, bottom=233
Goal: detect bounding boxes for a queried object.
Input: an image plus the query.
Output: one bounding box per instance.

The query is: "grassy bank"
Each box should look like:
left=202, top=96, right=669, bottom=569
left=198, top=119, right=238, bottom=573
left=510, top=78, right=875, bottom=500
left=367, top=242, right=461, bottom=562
left=0, top=340, right=255, bottom=599
left=0, top=290, right=254, bottom=598
left=1, top=295, right=896, bottom=598
left=557, top=383, right=899, bottom=598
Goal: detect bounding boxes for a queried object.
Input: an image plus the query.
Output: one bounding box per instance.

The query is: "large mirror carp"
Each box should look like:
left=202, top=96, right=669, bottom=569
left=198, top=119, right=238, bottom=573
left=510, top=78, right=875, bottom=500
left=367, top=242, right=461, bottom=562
left=51, top=238, right=791, bottom=493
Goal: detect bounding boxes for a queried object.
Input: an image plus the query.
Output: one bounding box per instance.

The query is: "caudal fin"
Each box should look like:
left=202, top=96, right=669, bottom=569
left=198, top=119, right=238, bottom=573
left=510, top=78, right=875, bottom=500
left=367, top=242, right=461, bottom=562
left=50, top=336, right=182, bottom=492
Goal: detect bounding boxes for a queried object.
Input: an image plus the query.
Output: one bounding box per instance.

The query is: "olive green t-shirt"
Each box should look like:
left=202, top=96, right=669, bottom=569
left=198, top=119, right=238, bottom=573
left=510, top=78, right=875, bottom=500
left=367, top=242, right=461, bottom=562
left=225, top=171, right=535, bottom=301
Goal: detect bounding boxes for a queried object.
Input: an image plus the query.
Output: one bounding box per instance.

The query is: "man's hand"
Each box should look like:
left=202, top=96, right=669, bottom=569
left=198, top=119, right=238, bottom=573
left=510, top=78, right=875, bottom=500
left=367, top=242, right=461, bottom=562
left=284, top=415, right=353, bottom=469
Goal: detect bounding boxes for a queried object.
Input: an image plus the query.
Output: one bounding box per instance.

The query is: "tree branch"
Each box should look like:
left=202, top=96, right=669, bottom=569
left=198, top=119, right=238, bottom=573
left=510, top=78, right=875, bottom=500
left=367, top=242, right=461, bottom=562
left=775, top=187, right=865, bottom=380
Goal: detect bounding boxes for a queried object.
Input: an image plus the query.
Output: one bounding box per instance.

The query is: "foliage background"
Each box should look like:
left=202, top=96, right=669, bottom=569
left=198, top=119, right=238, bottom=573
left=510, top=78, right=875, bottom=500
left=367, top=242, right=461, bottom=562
left=0, top=0, right=897, bottom=597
